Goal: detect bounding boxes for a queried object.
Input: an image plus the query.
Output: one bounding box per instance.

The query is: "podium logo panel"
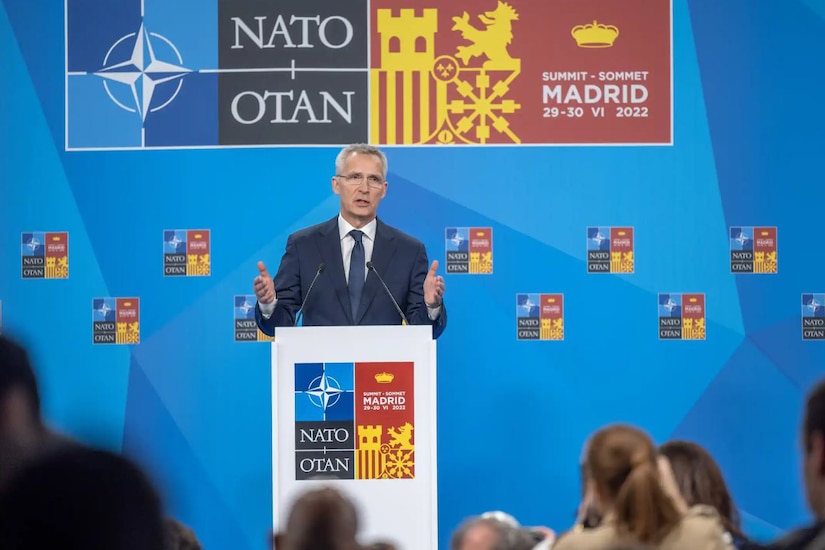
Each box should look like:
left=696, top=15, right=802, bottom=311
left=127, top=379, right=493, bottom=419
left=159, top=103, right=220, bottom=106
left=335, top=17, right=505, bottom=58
left=355, top=362, right=415, bottom=479
left=586, top=227, right=633, bottom=273
left=291, top=361, right=415, bottom=481
left=802, top=294, right=825, bottom=341
left=446, top=227, right=493, bottom=274
left=92, top=297, right=140, bottom=344
left=294, top=362, right=356, bottom=480
left=21, top=232, right=69, bottom=279
left=658, top=293, right=705, bottom=340
left=164, top=230, right=211, bottom=276
left=730, top=227, right=777, bottom=274
left=233, top=295, right=274, bottom=342
left=516, top=294, right=564, bottom=340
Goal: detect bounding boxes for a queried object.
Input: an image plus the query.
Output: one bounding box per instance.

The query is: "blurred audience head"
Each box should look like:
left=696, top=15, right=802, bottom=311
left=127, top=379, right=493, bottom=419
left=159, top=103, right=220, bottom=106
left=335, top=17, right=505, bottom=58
left=480, top=510, right=520, bottom=529
left=585, top=424, right=682, bottom=544
left=0, top=334, right=45, bottom=486
left=659, top=440, right=742, bottom=539
left=0, top=445, right=166, bottom=549
left=578, top=457, right=603, bottom=529
left=450, top=515, right=538, bottom=550
left=164, top=517, right=202, bottom=550
left=803, top=378, right=825, bottom=519
left=273, top=486, right=360, bottom=550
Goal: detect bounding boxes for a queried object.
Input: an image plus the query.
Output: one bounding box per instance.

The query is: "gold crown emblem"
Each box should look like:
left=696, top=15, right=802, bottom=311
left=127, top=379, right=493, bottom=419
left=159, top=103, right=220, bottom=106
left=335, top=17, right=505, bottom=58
left=52, top=236, right=61, bottom=241
left=194, top=233, right=203, bottom=239
left=123, top=301, right=132, bottom=307
left=374, top=372, right=394, bottom=384
left=546, top=298, right=556, bottom=303
left=688, top=297, right=698, bottom=303
left=571, top=20, right=619, bottom=48
left=617, top=231, right=626, bottom=236
left=760, top=231, right=770, bottom=236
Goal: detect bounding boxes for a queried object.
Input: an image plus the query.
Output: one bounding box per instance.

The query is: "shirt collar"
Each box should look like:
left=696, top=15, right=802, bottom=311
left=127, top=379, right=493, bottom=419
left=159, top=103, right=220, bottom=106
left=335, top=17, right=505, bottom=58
left=338, top=214, right=377, bottom=242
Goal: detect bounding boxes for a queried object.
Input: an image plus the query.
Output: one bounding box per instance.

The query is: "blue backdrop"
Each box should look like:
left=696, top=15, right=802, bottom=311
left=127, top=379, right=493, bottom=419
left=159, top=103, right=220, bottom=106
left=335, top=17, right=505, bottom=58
left=2, top=0, right=825, bottom=548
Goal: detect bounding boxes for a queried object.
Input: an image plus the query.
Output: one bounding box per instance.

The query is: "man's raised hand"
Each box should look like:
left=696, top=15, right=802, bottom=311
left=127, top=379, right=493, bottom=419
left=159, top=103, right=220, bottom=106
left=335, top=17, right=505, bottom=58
left=253, top=261, right=276, bottom=304
left=423, top=260, right=445, bottom=306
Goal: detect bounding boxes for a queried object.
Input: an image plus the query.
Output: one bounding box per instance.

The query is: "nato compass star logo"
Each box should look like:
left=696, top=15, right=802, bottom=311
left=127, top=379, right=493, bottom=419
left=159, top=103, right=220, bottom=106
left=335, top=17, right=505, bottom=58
left=519, top=295, right=538, bottom=316
left=303, top=372, right=345, bottom=413
left=590, top=230, right=607, bottom=247
left=238, top=298, right=254, bottom=317
left=24, top=234, right=42, bottom=253
left=449, top=232, right=465, bottom=249
left=66, top=0, right=216, bottom=149
left=96, top=22, right=191, bottom=123
left=734, top=229, right=752, bottom=248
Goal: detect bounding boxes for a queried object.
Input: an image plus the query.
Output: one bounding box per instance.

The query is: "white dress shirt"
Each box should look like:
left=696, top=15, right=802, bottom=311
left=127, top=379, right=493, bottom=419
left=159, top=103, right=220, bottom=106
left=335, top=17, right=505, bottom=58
left=260, top=214, right=440, bottom=320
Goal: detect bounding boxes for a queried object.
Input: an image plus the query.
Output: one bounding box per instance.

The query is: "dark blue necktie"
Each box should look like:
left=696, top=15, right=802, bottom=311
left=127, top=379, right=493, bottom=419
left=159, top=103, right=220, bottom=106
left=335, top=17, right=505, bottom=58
left=348, top=230, right=365, bottom=320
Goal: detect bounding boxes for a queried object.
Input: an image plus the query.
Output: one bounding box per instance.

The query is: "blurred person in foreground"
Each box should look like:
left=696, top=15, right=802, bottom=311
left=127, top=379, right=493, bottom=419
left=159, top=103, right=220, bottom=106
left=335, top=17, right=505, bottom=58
left=741, top=378, right=825, bottom=550
left=272, top=486, right=397, bottom=550
left=554, top=424, right=734, bottom=550
left=164, top=517, right=202, bottom=550
left=450, top=513, right=541, bottom=550
left=0, top=445, right=166, bottom=549
left=480, top=510, right=555, bottom=549
left=659, top=440, right=748, bottom=547
left=0, top=333, right=70, bottom=488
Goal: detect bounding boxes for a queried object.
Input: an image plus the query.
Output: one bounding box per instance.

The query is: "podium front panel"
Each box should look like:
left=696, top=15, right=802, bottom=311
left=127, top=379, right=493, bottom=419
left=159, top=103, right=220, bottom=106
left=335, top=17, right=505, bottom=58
left=272, top=325, right=438, bottom=549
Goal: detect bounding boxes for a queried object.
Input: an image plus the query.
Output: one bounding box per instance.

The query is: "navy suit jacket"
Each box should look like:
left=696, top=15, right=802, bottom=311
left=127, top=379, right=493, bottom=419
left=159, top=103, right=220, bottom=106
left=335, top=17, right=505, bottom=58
left=255, top=216, right=447, bottom=339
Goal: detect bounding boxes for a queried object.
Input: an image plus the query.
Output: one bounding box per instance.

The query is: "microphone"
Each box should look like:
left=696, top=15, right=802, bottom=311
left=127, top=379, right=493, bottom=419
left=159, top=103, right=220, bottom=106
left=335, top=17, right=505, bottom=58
left=294, top=263, right=326, bottom=327
left=366, top=261, right=408, bottom=325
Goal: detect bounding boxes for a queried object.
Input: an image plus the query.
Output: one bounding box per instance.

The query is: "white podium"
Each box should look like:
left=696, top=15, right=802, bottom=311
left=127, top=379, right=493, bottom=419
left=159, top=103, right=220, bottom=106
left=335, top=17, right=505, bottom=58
left=271, top=325, right=438, bottom=549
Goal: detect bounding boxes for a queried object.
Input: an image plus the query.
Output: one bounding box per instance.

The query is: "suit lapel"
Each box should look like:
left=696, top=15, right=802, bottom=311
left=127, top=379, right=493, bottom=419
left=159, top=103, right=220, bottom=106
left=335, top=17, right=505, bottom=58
left=317, top=217, right=354, bottom=323
left=355, top=219, right=397, bottom=324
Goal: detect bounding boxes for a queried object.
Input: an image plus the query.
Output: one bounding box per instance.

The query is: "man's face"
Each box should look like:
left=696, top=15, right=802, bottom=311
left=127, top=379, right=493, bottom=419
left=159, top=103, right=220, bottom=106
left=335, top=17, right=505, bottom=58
left=332, top=153, right=387, bottom=227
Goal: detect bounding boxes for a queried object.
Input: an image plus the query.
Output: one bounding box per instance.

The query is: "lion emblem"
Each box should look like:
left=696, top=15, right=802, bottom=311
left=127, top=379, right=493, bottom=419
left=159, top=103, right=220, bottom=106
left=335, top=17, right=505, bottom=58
left=387, top=422, right=414, bottom=449
left=451, top=1, right=520, bottom=70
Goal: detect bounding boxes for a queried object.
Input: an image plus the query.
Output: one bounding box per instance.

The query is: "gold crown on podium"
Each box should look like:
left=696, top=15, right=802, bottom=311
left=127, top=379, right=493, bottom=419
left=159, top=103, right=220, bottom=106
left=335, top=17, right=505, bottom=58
left=571, top=20, right=619, bottom=48
left=375, top=372, right=394, bottom=384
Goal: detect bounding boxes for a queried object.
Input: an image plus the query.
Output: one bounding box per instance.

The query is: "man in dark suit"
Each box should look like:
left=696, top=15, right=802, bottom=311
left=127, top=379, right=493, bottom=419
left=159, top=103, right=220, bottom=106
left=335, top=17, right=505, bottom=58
left=253, top=144, right=447, bottom=339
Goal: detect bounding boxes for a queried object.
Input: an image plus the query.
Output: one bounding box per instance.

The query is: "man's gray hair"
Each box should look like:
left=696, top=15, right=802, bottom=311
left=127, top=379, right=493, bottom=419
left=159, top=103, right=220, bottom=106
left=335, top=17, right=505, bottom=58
left=450, top=516, right=537, bottom=550
left=335, top=144, right=388, bottom=180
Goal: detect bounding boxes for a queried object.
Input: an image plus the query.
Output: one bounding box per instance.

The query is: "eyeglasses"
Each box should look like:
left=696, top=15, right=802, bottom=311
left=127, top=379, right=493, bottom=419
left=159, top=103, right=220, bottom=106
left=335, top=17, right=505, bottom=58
left=336, top=173, right=385, bottom=188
